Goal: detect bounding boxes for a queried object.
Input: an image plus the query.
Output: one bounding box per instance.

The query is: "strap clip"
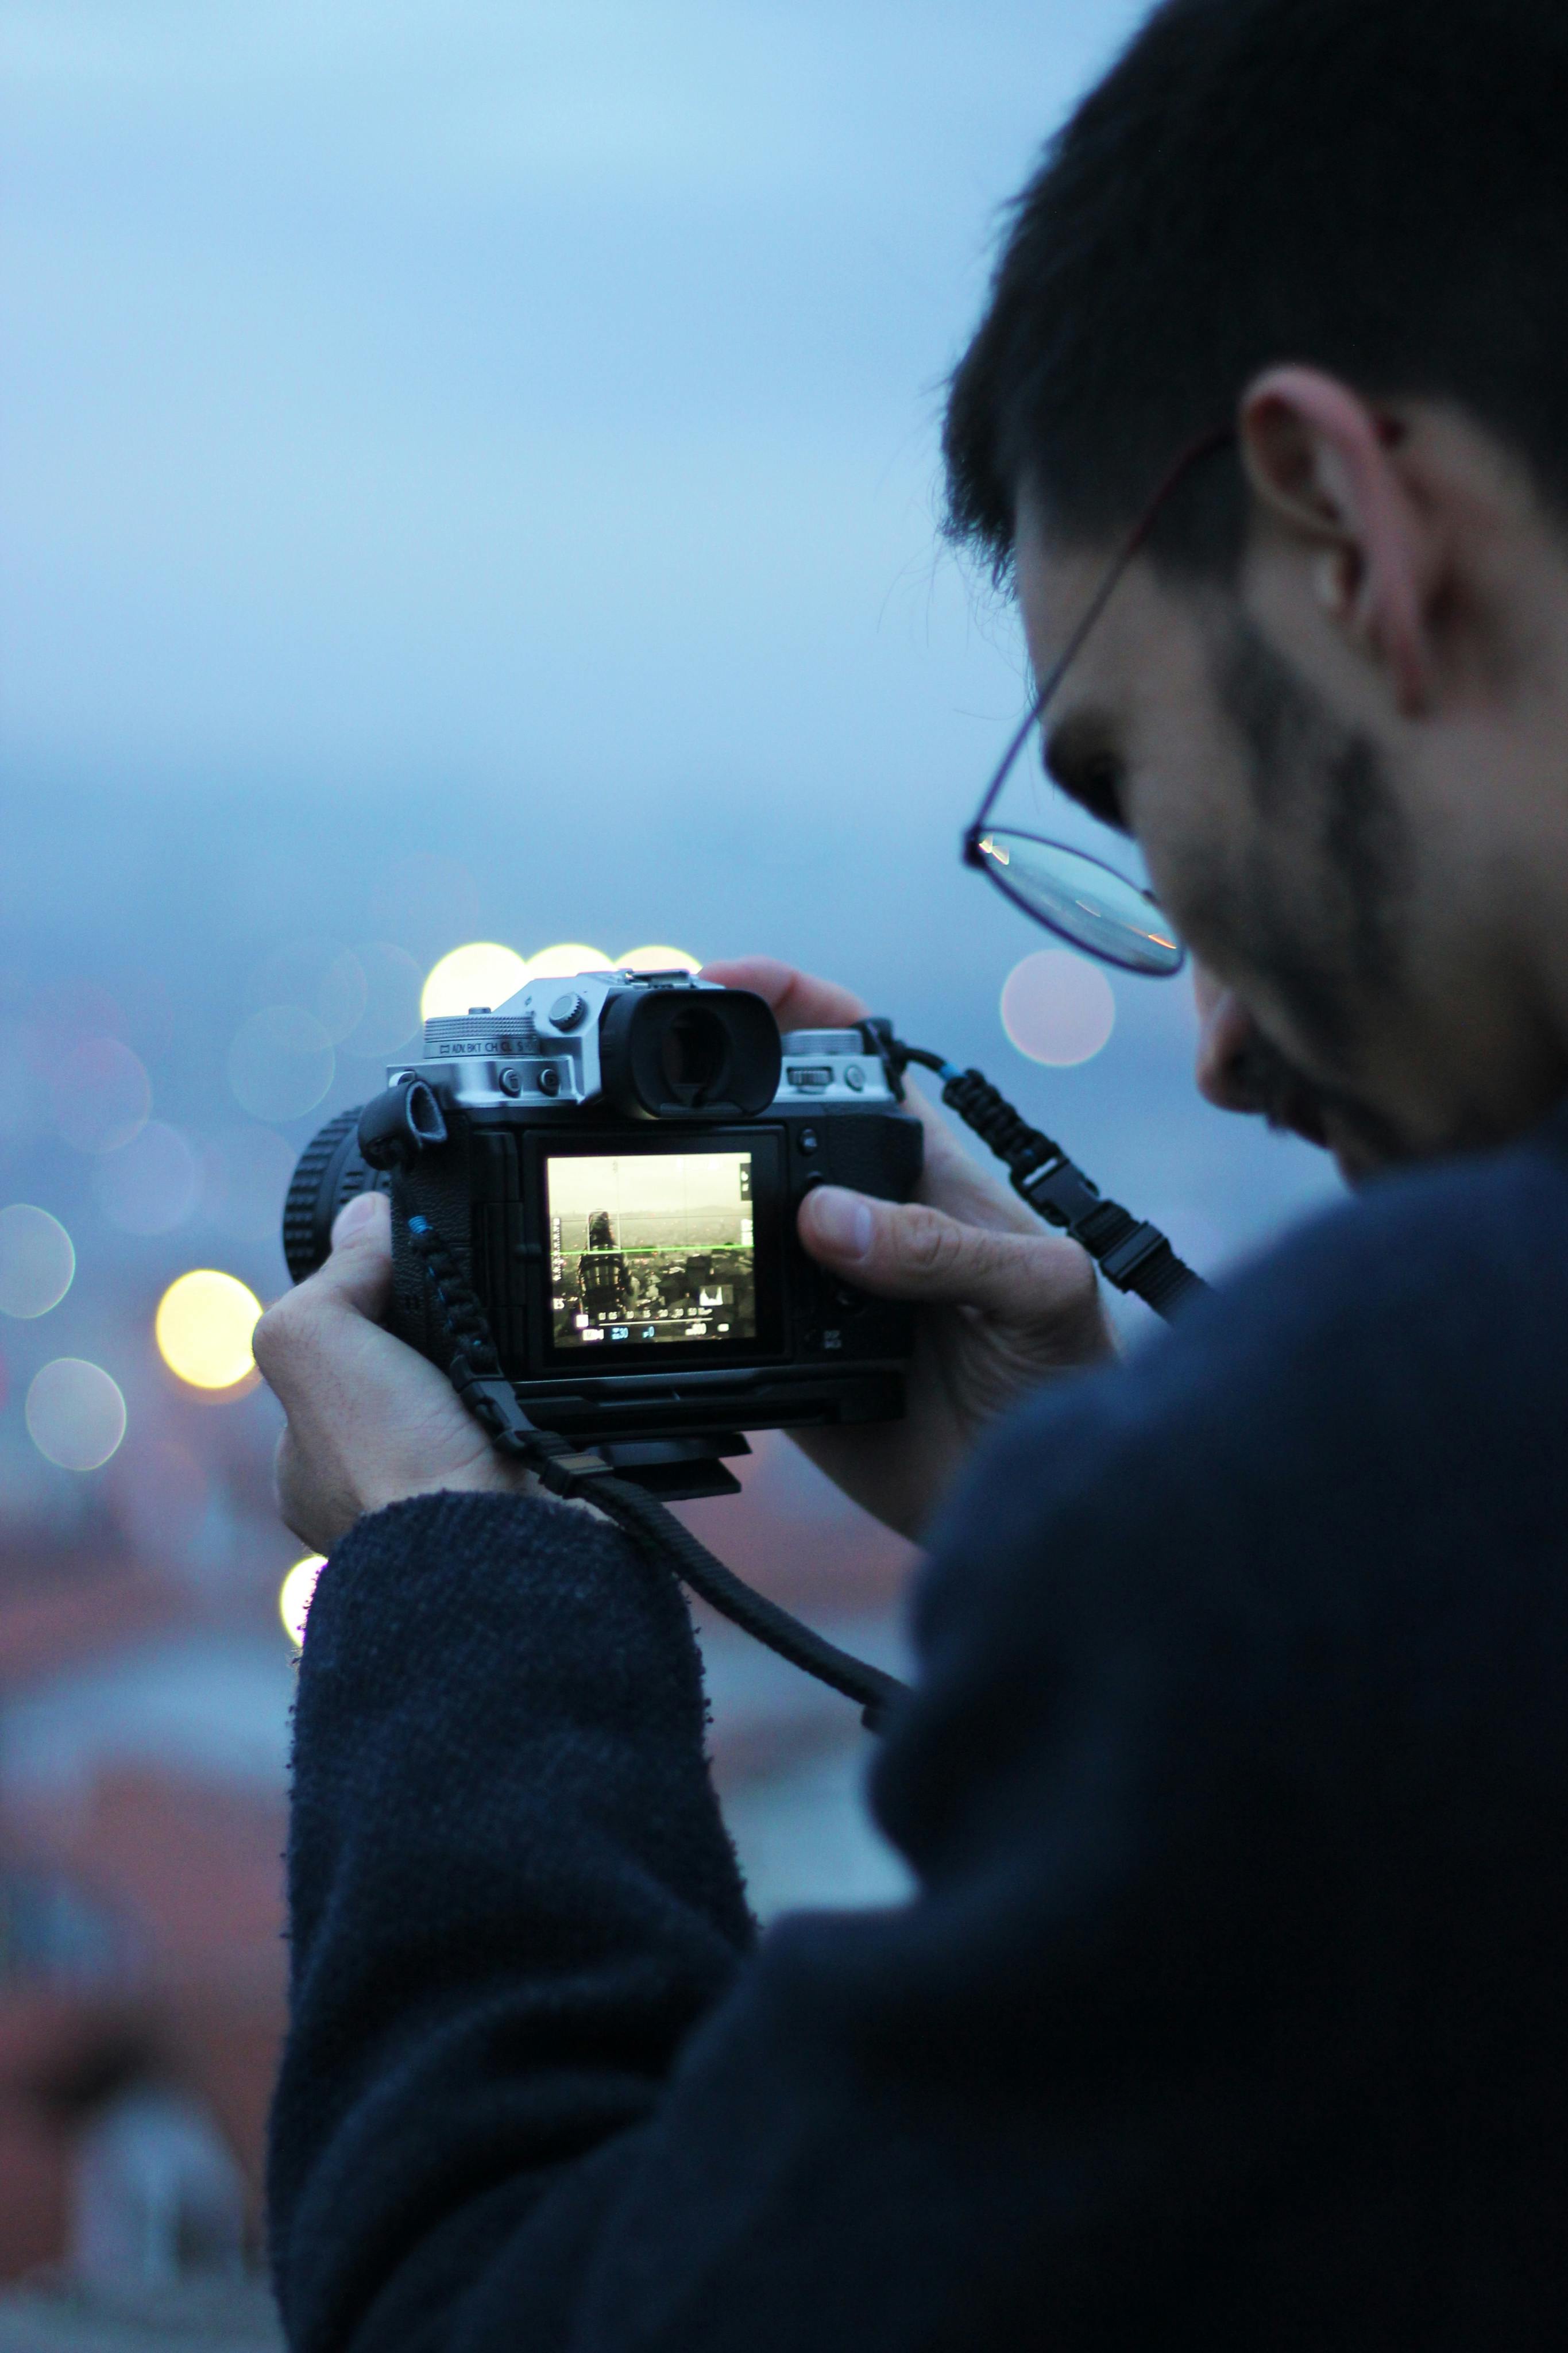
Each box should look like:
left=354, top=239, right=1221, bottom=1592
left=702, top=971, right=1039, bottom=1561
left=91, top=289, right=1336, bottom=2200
left=1098, top=1222, right=1169, bottom=1287
left=1017, top=1156, right=1103, bottom=1230
left=448, top=1367, right=539, bottom=1444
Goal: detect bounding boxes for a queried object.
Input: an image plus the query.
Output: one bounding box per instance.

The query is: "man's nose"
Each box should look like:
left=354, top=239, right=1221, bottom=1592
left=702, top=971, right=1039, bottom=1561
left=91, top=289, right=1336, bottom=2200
left=1193, top=972, right=1267, bottom=1114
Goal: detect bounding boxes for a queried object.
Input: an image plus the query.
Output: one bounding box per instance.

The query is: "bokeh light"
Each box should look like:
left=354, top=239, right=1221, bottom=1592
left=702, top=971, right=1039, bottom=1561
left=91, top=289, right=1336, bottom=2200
left=279, top=1554, right=326, bottom=1648
left=0, top=1203, right=76, bottom=1318
left=155, top=1268, right=264, bottom=1390
left=420, top=942, right=530, bottom=1021
left=228, top=1005, right=335, bottom=1121
left=616, top=944, right=700, bottom=974
left=92, top=1119, right=198, bottom=1235
left=1000, top=950, right=1117, bottom=1067
left=26, top=1359, right=128, bottom=1471
left=341, top=941, right=423, bottom=1059
left=526, top=943, right=613, bottom=980
left=52, top=1037, right=152, bottom=1154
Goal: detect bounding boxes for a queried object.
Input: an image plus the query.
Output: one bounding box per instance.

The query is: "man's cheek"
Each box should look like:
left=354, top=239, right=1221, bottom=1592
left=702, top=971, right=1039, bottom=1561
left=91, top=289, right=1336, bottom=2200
left=1127, top=754, right=1241, bottom=923
left=1189, top=961, right=1227, bottom=1023
left=1141, top=828, right=1249, bottom=982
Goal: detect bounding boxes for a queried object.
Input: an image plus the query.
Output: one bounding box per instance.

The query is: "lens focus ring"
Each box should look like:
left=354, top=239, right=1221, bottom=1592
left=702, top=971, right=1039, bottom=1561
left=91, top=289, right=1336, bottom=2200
left=281, top=1108, right=363, bottom=1283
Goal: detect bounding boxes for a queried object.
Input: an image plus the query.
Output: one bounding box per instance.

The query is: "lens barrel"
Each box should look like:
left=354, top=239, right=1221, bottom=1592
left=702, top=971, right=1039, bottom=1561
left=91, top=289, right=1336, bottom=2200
left=281, top=1107, right=381, bottom=1283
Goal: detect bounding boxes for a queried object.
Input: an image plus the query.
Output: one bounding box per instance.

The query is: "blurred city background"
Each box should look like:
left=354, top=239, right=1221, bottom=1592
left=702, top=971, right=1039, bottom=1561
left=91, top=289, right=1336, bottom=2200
left=0, top=3, right=1339, bottom=2341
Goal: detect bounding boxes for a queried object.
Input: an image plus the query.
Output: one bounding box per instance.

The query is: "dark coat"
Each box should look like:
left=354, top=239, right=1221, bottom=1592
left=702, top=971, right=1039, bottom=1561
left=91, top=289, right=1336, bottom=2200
left=268, top=1112, right=1568, bottom=2349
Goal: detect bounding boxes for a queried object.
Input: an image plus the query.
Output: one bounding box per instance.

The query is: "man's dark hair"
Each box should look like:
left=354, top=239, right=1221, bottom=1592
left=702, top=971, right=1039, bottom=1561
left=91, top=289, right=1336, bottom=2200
left=945, top=0, right=1568, bottom=576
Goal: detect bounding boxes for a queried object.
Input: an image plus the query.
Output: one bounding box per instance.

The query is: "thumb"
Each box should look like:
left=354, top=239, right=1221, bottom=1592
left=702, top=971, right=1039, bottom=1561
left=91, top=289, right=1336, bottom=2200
left=311, top=1187, right=394, bottom=1318
left=799, top=1184, right=1096, bottom=1321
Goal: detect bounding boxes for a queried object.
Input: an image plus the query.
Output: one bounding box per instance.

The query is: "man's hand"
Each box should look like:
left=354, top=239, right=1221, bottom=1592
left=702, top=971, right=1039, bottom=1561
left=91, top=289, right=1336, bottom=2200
left=254, top=1192, right=533, bottom=1556
left=702, top=959, right=1114, bottom=1538
left=255, top=965, right=1113, bottom=1556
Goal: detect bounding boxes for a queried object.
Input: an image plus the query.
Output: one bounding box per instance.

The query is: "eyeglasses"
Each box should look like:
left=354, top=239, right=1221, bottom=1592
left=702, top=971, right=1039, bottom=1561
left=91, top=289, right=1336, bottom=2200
left=961, top=427, right=1234, bottom=978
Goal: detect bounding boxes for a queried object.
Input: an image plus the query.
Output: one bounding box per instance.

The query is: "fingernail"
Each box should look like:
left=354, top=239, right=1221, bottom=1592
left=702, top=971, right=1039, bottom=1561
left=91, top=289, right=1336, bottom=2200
left=806, top=1185, right=874, bottom=1260
left=333, top=1191, right=381, bottom=1244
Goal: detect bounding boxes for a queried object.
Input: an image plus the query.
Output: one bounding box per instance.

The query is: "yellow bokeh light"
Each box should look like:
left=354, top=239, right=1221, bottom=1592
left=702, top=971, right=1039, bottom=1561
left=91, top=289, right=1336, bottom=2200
left=420, top=942, right=530, bottom=1022
left=615, top=944, right=700, bottom=974
left=155, top=1268, right=264, bottom=1390
left=280, top=1553, right=326, bottom=1648
left=524, top=943, right=613, bottom=980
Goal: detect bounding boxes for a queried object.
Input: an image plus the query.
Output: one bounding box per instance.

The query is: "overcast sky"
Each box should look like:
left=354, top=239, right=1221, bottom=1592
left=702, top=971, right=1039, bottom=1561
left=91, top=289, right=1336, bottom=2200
left=1, top=0, right=1340, bottom=1353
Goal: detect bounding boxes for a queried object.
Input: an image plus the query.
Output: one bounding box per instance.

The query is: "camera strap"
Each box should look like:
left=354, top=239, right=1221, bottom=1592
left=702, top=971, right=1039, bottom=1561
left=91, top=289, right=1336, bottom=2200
left=396, top=1186, right=909, bottom=1732
left=868, top=1027, right=1206, bottom=1319
left=396, top=1036, right=1202, bottom=1735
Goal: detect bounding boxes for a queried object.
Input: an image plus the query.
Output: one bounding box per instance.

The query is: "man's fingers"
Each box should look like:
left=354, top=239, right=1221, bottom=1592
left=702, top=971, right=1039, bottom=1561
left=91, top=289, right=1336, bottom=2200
left=700, top=958, right=870, bottom=1031
left=312, top=1189, right=395, bottom=1316
left=254, top=1190, right=392, bottom=1399
left=800, top=1184, right=1100, bottom=1322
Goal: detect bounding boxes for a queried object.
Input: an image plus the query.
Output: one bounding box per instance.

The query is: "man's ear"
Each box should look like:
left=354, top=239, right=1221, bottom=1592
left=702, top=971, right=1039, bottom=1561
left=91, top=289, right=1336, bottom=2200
left=1238, top=365, right=1438, bottom=716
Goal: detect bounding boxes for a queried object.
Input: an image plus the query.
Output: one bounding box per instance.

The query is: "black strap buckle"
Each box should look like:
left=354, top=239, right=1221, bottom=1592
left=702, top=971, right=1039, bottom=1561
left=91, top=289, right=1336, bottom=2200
left=1017, top=1156, right=1103, bottom=1232
left=448, top=1367, right=615, bottom=1495
left=1098, top=1222, right=1169, bottom=1287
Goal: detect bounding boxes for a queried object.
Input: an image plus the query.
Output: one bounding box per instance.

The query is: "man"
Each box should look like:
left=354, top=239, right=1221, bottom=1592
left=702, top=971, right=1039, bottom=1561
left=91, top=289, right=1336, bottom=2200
left=256, top=1, right=1568, bottom=2342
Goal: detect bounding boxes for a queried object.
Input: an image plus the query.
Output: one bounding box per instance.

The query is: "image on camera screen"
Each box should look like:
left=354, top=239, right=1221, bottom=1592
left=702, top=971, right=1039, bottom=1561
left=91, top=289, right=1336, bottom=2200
left=547, top=1150, right=756, bottom=1350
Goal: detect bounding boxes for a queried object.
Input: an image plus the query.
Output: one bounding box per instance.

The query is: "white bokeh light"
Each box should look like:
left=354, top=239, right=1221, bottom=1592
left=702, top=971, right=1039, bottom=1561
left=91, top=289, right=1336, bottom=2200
left=420, top=942, right=530, bottom=1021
left=1000, top=950, right=1117, bottom=1067
left=26, top=1358, right=128, bottom=1471
left=0, top=1204, right=76, bottom=1318
left=616, top=944, right=700, bottom=974
left=280, top=1553, right=326, bottom=1648
left=525, top=943, right=613, bottom=981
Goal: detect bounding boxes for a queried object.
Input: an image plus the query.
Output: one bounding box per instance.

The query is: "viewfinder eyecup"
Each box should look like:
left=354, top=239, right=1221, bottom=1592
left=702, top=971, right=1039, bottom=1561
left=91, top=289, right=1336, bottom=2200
left=598, top=986, right=781, bottom=1120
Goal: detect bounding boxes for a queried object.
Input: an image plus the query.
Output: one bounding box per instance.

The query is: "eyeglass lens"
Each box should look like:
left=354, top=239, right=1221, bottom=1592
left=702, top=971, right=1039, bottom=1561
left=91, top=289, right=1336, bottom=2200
left=972, top=830, right=1184, bottom=976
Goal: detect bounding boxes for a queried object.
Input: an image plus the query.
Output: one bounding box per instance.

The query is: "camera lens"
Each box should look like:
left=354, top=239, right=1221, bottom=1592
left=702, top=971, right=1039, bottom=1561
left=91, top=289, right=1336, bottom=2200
left=660, top=1006, right=730, bottom=1099
left=283, top=1108, right=385, bottom=1281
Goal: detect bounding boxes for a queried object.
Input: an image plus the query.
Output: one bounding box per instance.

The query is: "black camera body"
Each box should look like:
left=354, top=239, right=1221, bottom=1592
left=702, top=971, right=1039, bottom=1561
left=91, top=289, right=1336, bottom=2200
left=284, top=971, right=924, bottom=1497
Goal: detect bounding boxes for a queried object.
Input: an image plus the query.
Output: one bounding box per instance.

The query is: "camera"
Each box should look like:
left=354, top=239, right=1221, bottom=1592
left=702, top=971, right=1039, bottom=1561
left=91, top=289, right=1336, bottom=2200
left=283, top=971, right=924, bottom=1496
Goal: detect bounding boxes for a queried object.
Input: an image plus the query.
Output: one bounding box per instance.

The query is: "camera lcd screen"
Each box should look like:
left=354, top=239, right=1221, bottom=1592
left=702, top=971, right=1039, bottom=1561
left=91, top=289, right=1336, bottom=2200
left=546, top=1149, right=758, bottom=1351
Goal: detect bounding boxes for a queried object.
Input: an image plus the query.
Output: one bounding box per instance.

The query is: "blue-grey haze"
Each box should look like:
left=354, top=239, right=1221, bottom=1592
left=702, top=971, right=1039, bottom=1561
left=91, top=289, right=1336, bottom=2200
left=0, top=3, right=1340, bottom=1556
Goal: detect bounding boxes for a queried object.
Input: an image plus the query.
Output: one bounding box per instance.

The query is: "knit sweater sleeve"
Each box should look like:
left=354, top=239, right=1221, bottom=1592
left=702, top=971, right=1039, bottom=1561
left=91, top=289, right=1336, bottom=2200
left=268, top=1133, right=1568, bottom=2351
left=267, top=1488, right=756, bottom=2350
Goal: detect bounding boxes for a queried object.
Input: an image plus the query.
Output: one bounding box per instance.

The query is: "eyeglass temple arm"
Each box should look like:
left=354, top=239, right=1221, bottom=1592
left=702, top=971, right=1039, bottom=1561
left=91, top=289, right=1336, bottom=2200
left=964, top=425, right=1236, bottom=853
